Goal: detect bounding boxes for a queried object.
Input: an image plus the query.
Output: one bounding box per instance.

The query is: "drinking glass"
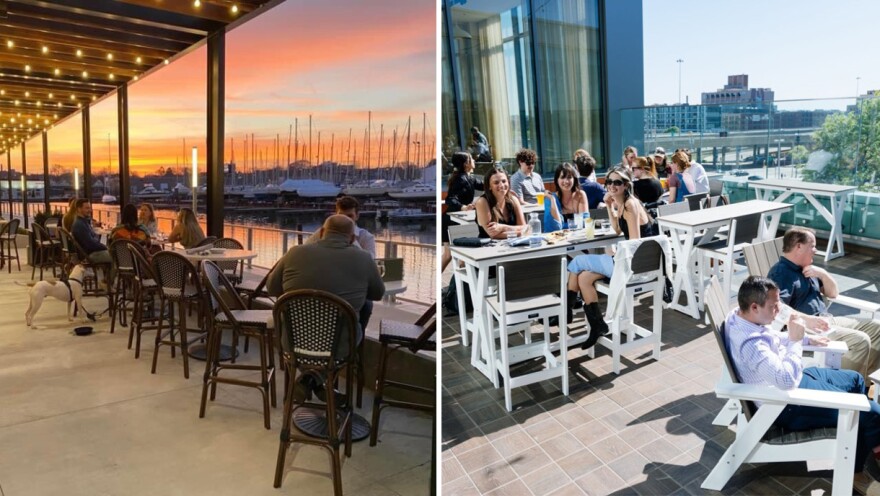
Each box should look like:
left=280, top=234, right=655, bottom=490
left=535, top=192, right=545, bottom=206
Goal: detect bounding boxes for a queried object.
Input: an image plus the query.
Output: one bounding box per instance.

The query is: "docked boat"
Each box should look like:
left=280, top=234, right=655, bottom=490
left=388, top=181, right=435, bottom=200
left=343, top=179, right=400, bottom=196
left=281, top=179, right=341, bottom=198
left=134, top=183, right=170, bottom=200
left=101, top=194, right=118, bottom=204
left=387, top=207, right=434, bottom=221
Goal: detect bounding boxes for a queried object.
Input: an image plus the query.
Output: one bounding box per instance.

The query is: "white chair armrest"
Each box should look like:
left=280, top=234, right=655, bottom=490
left=715, top=382, right=870, bottom=411
left=830, top=294, right=880, bottom=316
left=804, top=340, right=848, bottom=355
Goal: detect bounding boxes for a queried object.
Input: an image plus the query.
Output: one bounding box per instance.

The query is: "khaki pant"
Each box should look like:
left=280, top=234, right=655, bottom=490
left=828, top=316, right=880, bottom=379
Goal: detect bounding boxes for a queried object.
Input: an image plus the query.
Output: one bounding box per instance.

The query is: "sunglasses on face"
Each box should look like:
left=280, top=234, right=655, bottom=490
left=606, top=179, right=626, bottom=187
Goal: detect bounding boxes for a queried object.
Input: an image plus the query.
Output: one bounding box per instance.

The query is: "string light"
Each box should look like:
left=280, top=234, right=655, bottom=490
left=75, top=49, right=82, bottom=57
left=231, top=4, right=239, bottom=13
left=136, top=56, right=142, bottom=64
left=41, top=46, right=48, bottom=54
left=6, top=40, right=13, bottom=48
left=106, top=53, right=113, bottom=60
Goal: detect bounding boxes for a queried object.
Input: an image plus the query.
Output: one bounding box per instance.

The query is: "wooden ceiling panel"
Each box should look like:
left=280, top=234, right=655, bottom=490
left=0, top=0, right=283, bottom=152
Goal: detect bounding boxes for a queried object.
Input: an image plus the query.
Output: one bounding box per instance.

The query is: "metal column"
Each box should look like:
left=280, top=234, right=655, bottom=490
left=42, top=132, right=49, bottom=213
left=82, top=105, right=92, bottom=202
left=206, top=31, right=226, bottom=238
left=21, top=143, right=27, bottom=228
left=117, top=85, right=131, bottom=208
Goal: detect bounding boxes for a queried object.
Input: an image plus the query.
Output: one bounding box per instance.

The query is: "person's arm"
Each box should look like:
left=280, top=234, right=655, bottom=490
left=358, top=230, right=377, bottom=259
left=543, top=194, right=563, bottom=232
left=574, top=191, right=588, bottom=214
left=622, top=200, right=641, bottom=240
left=445, top=177, right=467, bottom=212
left=736, top=329, right=804, bottom=390
left=167, top=224, right=183, bottom=244
left=666, top=173, right=680, bottom=203
left=805, top=266, right=839, bottom=298
left=509, top=173, right=525, bottom=201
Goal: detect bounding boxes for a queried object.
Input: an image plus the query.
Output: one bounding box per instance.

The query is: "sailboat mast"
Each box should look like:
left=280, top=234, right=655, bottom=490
left=367, top=111, right=372, bottom=179
left=378, top=124, right=384, bottom=170
left=422, top=112, right=427, bottom=168
left=347, top=128, right=352, bottom=167
left=287, top=124, right=292, bottom=180
left=308, top=114, right=313, bottom=167
left=406, top=115, right=411, bottom=170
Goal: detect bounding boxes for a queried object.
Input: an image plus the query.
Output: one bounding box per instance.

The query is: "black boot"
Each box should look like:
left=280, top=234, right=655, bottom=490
left=580, top=302, right=609, bottom=350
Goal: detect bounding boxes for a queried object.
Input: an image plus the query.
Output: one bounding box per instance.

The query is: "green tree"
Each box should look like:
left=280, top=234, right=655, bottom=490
left=664, top=126, right=680, bottom=136
left=807, top=97, right=880, bottom=192
left=790, top=145, right=809, bottom=166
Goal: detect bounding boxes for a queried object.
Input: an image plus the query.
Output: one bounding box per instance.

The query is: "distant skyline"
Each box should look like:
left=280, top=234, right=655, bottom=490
left=643, top=0, right=879, bottom=110
left=29, top=0, right=436, bottom=176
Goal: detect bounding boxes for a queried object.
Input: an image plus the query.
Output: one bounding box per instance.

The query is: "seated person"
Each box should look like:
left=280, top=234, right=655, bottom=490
left=138, top=203, right=159, bottom=237
left=111, top=204, right=151, bottom=244
left=470, top=126, right=492, bottom=162
left=70, top=199, right=112, bottom=267
left=509, top=148, right=544, bottom=204
left=725, top=276, right=880, bottom=495
left=573, top=151, right=605, bottom=209
left=667, top=150, right=696, bottom=203
left=567, top=168, right=655, bottom=348
left=442, top=151, right=483, bottom=271
left=475, top=167, right=527, bottom=239
left=543, top=162, right=587, bottom=232
left=266, top=215, right=385, bottom=402
left=768, top=227, right=880, bottom=379
left=62, top=197, right=78, bottom=233
left=632, top=157, right=664, bottom=205
left=167, top=208, right=205, bottom=249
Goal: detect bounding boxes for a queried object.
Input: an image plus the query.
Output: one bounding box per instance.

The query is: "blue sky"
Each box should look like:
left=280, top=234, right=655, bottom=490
left=643, top=0, right=879, bottom=109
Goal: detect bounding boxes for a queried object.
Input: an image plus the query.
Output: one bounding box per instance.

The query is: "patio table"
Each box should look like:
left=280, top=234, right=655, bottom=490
left=449, top=228, right=619, bottom=385
left=657, top=199, right=792, bottom=320
left=449, top=202, right=543, bottom=225
left=750, top=179, right=855, bottom=262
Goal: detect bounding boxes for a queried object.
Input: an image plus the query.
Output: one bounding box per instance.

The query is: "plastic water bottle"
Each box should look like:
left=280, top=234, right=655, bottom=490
left=528, top=213, right=542, bottom=247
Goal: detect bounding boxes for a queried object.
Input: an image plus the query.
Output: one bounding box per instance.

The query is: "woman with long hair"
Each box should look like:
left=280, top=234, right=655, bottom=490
left=110, top=204, right=151, bottom=245
left=567, top=167, right=655, bottom=348
left=652, top=147, right=669, bottom=178
left=138, top=203, right=158, bottom=237
left=632, top=157, right=664, bottom=205
left=543, top=162, right=587, bottom=232
left=442, top=152, right=484, bottom=271
left=620, top=145, right=638, bottom=171
left=167, top=207, right=205, bottom=249
left=474, top=168, right=527, bottom=239
left=668, top=150, right=696, bottom=203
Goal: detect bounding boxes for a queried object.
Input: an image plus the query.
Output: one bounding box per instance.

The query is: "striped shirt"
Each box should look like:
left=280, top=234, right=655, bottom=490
left=724, top=309, right=806, bottom=392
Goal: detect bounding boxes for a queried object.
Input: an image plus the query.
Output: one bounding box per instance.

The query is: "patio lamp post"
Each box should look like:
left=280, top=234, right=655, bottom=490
left=192, top=146, right=198, bottom=213
left=74, top=168, right=79, bottom=199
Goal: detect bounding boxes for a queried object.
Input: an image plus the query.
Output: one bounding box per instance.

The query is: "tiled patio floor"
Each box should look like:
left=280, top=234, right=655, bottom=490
left=441, top=251, right=880, bottom=495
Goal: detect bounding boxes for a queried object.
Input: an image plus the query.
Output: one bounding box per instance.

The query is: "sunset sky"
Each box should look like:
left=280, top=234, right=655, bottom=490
left=17, top=0, right=436, bottom=178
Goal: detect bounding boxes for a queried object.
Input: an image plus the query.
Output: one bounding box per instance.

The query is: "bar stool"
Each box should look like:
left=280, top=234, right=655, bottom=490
left=127, top=244, right=161, bottom=359
left=273, top=289, right=358, bottom=495
left=108, top=240, right=143, bottom=335
left=31, top=223, right=60, bottom=280
left=0, top=219, right=21, bottom=273
left=150, top=251, right=207, bottom=379
left=199, top=261, right=276, bottom=429
left=369, top=303, right=436, bottom=446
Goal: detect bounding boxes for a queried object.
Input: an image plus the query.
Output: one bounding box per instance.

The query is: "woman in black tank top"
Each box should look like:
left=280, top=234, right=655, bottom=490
left=474, top=168, right=527, bottom=239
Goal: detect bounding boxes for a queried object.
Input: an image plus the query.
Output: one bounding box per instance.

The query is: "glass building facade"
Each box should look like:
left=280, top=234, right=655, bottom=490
left=442, top=0, right=605, bottom=177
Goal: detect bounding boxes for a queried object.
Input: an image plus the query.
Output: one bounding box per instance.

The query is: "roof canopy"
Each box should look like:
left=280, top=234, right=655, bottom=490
left=0, top=0, right=280, bottom=152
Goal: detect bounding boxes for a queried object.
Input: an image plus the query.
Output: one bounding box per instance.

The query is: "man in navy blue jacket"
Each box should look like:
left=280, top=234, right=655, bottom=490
left=70, top=199, right=111, bottom=266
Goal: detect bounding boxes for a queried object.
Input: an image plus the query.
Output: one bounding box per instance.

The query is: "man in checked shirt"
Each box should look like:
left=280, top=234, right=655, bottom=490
left=725, top=276, right=880, bottom=495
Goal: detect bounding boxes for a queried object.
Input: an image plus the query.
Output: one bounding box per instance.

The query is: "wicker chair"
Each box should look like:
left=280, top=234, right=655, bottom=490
left=108, top=240, right=143, bottom=335
left=0, top=218, right=21, bottom=273
left=199, top=261, right=276, bottom=429
left=150, top=251, right=208, bottom=379
left=31, top=223, right=60, bottom=280
left=213, top=237, right=244, bottom=284
left=126, top=244, right=161, bottom=359
left=369, top=304, right=436, bottom=446
left=273, top=289, right=358, bottom=495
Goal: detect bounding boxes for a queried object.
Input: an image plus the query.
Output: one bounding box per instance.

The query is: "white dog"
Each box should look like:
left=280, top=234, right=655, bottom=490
left=25, top=264, right=96, bottom=326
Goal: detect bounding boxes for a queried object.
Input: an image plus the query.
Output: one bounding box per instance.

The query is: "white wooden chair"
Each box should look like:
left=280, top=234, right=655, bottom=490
left=485, top=256, right=569, bottom=411
left=743, top=237, right=880, bottom=319
left=696, top=212, right=762, bottom=311
left=706, top=276, right=848, bottom=428
left=587, top=237, right=669, bottom=375
left=702, top=275, right=869, bottom=495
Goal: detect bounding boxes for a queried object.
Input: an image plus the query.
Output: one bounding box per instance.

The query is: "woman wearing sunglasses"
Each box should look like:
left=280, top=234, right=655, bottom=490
left=543, top=162, right=587, bottom=232
left=475, top=168, right=528, bottom=239
left=567, top=167, right=655, bottom=349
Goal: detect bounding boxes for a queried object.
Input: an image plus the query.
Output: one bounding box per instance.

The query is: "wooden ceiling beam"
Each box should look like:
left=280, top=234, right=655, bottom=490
left=113, top=0, right=253, bottom=24
left=0, top=28, right=178, bottom=59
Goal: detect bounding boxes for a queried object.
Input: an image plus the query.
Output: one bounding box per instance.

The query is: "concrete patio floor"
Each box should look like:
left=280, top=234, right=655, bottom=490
left=0, top=253, right=433, bottom=496
left=441, top=249, right=880, bottom=495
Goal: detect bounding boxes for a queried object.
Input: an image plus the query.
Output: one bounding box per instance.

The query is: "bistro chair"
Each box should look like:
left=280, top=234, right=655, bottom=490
left=486, top=256, right=569, bottom=412
left=213, top=237, right=244, bottom=284
left=369, top=303, right=436, bottom=446
left=0, top=218, right=21, bottom=273
left=44, top=217, right=60, bottom=240
left=199, top=261, right=276, bottom=429
left=234, top=260, right=279, bottom=355
left=588, top=237, right=669, bottom=375
left=193, top=236, right=218, bottom=248
left=31, top=223, right=60, bottom=280
left=702, top=275, right=865, bottom=495
left=273, top=289, right=358, bottom=495
left=126, top=243, right=161, bottom=359
left=108, top=240, right=143, bottom=334
left=57, top=226, right=77, bottom=273
left=150, top=251, right=208, bottom=379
